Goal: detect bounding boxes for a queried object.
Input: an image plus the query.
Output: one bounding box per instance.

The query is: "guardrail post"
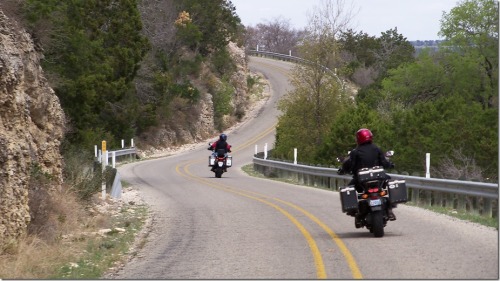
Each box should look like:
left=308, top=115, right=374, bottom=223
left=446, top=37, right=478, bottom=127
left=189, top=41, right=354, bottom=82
left=456, top=194, right=466, bottom=212
left=411, top=188, right=420, bottom=204
left=435, top=192, right=444, bottom=207
left=483, top=198, right=493, bottom=218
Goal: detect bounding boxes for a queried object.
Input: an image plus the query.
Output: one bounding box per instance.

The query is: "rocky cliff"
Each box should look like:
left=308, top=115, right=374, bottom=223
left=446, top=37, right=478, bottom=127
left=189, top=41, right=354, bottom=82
left=0, top=10, right=65, bottom=248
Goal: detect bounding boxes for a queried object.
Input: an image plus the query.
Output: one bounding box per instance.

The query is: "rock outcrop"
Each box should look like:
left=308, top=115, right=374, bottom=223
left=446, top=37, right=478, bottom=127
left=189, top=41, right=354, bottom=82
left=0, top=10, right=65, bottom=248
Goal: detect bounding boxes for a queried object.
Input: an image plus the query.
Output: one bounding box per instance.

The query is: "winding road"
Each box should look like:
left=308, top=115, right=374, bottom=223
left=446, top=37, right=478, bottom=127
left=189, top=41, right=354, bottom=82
left=110, top=56, right=498, bottom=279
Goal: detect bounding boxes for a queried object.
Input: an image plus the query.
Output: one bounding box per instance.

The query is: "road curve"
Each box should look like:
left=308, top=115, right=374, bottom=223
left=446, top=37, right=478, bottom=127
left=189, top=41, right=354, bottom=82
left=109, top=57, right=498, bottom=279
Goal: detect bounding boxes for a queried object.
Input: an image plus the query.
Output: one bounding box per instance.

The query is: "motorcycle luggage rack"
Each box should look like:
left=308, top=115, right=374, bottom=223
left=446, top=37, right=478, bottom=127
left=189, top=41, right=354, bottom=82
left=357, top=166, right=386, bottom=183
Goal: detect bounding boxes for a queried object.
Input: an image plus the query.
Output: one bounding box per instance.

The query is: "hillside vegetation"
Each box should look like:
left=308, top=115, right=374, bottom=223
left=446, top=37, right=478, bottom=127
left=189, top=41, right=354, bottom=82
left=247, top=0, right=498, bottom=181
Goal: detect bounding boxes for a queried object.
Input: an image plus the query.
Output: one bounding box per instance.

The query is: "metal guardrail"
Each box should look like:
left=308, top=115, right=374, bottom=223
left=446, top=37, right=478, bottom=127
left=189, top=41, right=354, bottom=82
left=247, top=50, right=345, bottom=89
left=95, top=147, right=137, bottom=168
left=108, top=148, right=137, bottom=159
left=253, top=157, right=498, bottom=198
left=253, top=156, right=498, bottom=217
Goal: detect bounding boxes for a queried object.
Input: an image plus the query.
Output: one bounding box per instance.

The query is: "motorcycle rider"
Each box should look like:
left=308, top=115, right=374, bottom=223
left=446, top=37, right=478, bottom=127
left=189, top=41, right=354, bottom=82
left=208, top=133, right=232, bottom=172
left=338, top=128, right=396, bottom=226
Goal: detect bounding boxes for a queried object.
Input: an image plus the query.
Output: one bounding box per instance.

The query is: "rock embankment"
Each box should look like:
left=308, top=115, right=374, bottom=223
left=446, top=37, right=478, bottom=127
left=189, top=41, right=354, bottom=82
left=0, top=10, right=65, bottom=248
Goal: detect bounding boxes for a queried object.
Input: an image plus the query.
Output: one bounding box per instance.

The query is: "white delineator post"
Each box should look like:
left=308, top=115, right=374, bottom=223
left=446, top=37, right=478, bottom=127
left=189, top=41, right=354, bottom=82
left=426, top=153, right=431, bottom=178
left=294, top=148, right=297, bottom=165
left=101, top=140, right=107, bottom=200
left=264, top=143, right=268, bottom=159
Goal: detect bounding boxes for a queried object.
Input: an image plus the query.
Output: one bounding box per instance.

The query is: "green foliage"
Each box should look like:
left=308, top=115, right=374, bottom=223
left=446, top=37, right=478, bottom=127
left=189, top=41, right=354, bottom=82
left=212, top=78, right=234, bottom=130
left=439, top=0, right=498, bottom=108
left=23, top=0, right=150, bottom=149
left=315, top=103, right=393, bottom=165
left=391, top=97, right=497, bottom=178
left=338, top=29, right=379, bottom=78
left=211, top=48, right=237, bottom=76
left=274, top=63, right=348, bottom=163
left=338, top=28, right=415, bottom=86
left=175, top=20, right=203, bottom=51
left=178, top=0, right=242, bottom=55
left=377, top=28, right=416, bottom=73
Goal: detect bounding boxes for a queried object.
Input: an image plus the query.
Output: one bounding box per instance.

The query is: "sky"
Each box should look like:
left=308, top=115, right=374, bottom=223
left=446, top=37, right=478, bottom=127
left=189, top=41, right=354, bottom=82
left=230, top=0, right=460, bottom=41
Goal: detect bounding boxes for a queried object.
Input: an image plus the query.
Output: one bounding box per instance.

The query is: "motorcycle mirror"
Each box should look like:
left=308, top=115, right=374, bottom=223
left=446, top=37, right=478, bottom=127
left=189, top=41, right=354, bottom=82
left=385, top=150, right=394, bottom=157
left=208, top=142, right=212, bottom=146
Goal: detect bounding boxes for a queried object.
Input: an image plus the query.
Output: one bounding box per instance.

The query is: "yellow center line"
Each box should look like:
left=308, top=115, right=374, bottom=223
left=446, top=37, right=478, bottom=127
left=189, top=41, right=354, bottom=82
left=177, top=161, right=327, bottom=279
left=269, top=198, right=363, bottom=279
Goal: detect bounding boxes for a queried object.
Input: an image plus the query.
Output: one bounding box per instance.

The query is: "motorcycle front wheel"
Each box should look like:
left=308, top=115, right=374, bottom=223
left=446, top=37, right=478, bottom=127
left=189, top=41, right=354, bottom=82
left=215, top=168, right=223, bottom=178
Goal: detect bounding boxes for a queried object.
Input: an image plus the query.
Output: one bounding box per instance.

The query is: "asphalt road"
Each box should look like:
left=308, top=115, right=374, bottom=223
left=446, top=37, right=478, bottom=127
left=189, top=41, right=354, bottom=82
left=110, top=56, right=499, bottom=279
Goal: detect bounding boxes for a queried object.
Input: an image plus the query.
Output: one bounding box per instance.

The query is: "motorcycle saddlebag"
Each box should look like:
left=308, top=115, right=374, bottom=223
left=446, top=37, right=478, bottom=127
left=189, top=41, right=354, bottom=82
left=226, top=156, right=232, bottom=167
left=208, top=155, right=216, bottom=166
left=387, top=180, right=408, bottom=204
left=357, top=166, right=386, bottom=183
left=340, top=186, right=359, bottom=213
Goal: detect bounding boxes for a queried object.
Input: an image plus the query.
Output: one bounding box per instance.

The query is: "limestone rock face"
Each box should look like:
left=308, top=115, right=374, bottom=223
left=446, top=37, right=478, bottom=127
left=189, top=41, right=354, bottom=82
left=0, top=10, right=65, bottom=248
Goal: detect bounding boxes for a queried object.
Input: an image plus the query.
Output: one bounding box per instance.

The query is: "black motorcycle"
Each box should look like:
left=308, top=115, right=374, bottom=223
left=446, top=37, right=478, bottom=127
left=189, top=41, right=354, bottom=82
left=208, top=143, right=232, bottom=178
left=339, top=151, right=407, bottom=237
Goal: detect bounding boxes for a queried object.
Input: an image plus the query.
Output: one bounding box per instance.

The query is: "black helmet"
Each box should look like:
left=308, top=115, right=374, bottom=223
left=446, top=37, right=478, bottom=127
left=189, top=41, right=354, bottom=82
left=219, top=133, right=227, bottom=141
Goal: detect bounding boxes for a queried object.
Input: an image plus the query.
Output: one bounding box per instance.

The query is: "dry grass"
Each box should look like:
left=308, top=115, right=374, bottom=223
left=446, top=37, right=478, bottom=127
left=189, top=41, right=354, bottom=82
left=0, top=187, right=113, bottom=279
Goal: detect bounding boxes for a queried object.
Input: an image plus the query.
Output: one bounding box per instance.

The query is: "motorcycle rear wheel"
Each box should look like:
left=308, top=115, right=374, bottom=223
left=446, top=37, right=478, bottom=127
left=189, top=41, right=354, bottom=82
left=372, top=211, right=384, bottom=238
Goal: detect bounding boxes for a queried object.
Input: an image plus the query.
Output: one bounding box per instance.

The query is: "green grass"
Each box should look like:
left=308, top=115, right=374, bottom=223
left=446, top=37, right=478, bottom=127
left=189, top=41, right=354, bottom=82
left=241, top=164, right=498, bottom=230
left=406, top=203, right=498, bottom=229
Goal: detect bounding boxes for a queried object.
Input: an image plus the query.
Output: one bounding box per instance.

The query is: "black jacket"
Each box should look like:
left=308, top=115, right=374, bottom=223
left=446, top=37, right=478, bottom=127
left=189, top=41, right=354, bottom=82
left=342, top=143, right=392, bottom=190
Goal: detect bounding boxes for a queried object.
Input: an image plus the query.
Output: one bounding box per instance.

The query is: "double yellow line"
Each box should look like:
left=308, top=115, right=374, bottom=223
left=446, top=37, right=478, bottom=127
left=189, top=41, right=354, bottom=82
left=175, top=155, right=363, bottom=279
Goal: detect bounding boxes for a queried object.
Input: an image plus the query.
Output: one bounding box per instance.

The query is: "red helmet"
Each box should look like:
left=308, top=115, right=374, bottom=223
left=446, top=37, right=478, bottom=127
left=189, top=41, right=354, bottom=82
left=356, top=128, right=373, bottom=145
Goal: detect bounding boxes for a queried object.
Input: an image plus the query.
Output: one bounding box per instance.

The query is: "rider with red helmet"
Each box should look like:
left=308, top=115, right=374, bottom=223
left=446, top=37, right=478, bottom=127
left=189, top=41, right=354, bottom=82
left=339, top=128, right=396, bottom=222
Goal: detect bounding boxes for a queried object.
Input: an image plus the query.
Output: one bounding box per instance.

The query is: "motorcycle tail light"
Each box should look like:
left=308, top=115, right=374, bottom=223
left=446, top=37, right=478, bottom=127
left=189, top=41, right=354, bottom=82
left=368, top=188, right=379, bottom=193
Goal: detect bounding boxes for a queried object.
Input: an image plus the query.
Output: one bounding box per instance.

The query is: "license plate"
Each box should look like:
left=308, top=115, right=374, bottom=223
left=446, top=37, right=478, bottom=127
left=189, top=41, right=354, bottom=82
left=218, top=161, right=224, bottom=167
left=369, top=199, right=382, bottom=207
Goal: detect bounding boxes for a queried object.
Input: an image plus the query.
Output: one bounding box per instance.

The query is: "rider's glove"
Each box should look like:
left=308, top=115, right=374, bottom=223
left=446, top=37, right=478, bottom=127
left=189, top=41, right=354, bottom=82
left=337, top=168, right=345, bottom=175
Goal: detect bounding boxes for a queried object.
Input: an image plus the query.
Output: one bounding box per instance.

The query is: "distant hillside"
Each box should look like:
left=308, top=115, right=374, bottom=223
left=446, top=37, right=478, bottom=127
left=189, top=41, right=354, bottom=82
left=410, top=40, right=445, bottom=55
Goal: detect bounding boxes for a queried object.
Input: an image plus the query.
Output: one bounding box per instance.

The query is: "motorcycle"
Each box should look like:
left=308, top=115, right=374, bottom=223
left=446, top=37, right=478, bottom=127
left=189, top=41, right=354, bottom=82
left=208, top=143, right=232, bottom=178
left=338, top=150, right=407, bottom=238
